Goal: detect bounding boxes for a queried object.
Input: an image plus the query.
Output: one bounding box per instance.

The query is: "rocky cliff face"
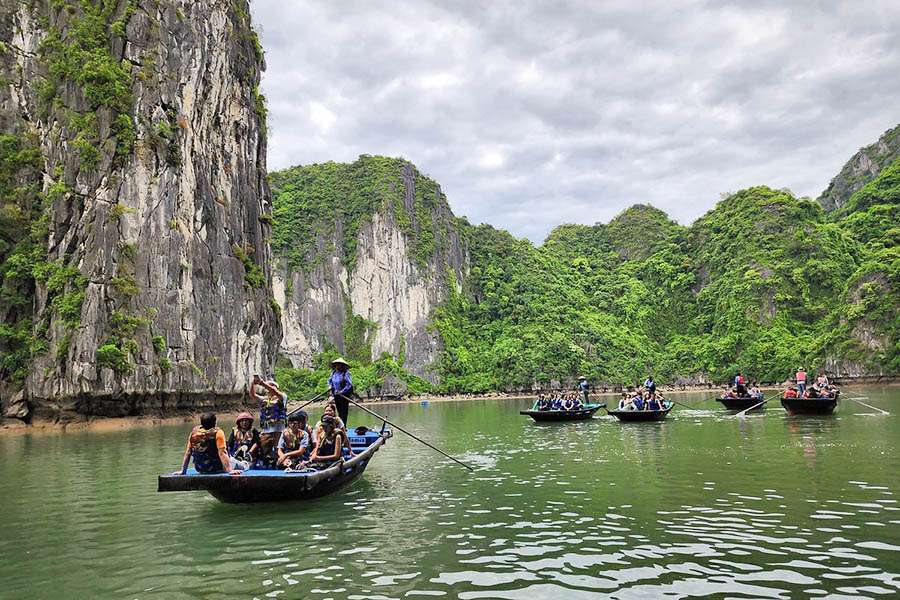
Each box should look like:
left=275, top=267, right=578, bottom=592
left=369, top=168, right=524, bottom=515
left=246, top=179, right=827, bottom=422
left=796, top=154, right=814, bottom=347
left=270, top=157, right=466, bottom=382
left=818, top=124, right=900, bottom=212
left=0, top=0, right=280, bottom=419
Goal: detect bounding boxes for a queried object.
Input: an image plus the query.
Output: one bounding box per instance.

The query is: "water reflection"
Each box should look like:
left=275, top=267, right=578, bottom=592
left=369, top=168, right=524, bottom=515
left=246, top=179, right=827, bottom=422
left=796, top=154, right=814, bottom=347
left=0, top=388, right=897, bottom=598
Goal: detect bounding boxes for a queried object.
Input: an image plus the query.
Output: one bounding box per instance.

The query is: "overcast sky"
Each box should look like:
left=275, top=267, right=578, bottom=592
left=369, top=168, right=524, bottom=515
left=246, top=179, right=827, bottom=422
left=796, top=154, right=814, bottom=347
left=251, top=1, right=900, bottom=243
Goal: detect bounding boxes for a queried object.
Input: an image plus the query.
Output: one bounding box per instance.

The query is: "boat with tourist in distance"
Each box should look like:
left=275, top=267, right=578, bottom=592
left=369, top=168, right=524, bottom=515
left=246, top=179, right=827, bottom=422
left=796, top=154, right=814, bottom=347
left=781, top=391, right=840, bottom=415
left=158, top=427, right=390, bottom=503
left=606, top=405, right=673, bottom=422
left=520, top=403, right=606, bottom=422
left=717, top=395, right=765, bottom=411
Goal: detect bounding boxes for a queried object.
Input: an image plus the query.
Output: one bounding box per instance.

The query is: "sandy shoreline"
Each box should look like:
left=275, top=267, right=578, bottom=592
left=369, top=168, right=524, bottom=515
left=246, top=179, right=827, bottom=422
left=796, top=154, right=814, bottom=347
left=1, top=383, right=893, bottom=435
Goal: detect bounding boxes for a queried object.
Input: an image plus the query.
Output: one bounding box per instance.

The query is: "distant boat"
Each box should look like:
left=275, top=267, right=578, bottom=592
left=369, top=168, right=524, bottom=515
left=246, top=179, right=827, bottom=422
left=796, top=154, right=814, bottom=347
left=158, top=427, right=390, bottom=503
left=520, top=403, right=606, bottom=422
left=781, top=391, right=840, bottom=415
left=606, top=404, right=673, bottom=422
left=717, top=395, right=765, bottom=411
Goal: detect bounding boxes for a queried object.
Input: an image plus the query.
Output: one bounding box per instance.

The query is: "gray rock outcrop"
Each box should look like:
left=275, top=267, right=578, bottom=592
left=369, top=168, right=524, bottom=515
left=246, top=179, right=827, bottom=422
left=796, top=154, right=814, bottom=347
left=0, top=0, right=280, bottom=419
left=818, top=124, right=900, bottom=212
left=272, top=159, right=467, bottom=382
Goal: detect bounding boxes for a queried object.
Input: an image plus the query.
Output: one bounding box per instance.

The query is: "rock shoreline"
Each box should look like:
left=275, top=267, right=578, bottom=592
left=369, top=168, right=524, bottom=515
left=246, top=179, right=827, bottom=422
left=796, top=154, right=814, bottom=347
left=3, top=380, right=895, bottom=435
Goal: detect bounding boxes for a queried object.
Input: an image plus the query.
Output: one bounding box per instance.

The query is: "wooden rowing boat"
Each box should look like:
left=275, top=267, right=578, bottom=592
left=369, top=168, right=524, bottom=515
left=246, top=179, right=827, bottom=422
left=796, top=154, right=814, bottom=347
left=717, top=395, right=766, bottom=411
left=781, top=391, right=840, bottom=415
left=606, top=405, right=672, bottom=422
left=519, top=403, right=606, bottom=422
left=158, top=428, right=390, bottom=503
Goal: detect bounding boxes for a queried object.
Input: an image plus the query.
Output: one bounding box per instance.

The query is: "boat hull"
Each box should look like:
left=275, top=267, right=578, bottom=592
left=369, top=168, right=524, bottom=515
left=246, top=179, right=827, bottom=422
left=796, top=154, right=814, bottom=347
left=781, top=393, right=839, bottom=415
left=607, top=407, right=672, bottom=422
left=520, top=403, right=605, bottom=422
left=159, top=431, right=388, bottom=503
left=717, top=396, right=765, bottom=411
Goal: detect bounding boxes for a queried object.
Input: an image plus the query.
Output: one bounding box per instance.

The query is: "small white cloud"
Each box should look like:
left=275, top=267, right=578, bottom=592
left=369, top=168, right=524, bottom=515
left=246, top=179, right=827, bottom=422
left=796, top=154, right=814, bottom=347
left=418, top=72, right=462, bottom=90
left=308, top=101, right=337, bottom=133
left=477, top=149, right=506, bottom=169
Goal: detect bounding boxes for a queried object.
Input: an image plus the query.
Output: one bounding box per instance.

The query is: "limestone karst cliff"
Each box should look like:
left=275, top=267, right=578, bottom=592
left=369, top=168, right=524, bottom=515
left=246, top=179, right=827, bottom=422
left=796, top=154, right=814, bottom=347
left=818, top=124, right=900, bottom=213
left=0, top=0, right=280, bottom=419
left=269, top=157, right=466, bottom=384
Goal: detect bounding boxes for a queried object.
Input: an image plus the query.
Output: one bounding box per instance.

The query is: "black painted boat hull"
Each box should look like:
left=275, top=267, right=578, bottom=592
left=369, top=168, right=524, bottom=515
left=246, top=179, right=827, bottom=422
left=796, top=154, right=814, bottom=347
left=520, top=403, right=605, bottom=422
left=717, top=396, right=765, bottom=411
left=158, top=433, right=388, bottom=503
left=607, top=406, right=672, bottom=422
left=781, top=392, right=839, bottom=415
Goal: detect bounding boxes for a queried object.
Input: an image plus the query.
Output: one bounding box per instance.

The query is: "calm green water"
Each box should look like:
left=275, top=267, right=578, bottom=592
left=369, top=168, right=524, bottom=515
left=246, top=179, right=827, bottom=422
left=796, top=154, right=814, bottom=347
left=1, top=387, right=899, bottom=599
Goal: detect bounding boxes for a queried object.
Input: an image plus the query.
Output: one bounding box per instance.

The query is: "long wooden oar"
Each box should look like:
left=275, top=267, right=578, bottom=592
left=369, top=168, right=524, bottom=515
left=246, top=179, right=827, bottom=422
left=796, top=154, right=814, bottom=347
left=345, top=396, right=475, bottom=471
left=286, top=390, right=329, bottom=418
left=844, top=397, right=889, bottom=415
left=669, top=399, right=698, bottom=410
left=736, top=396, right=768, bottom=418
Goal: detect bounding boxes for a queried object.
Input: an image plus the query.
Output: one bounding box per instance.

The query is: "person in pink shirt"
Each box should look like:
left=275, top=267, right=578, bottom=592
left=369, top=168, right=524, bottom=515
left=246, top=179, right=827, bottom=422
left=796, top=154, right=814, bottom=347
left=795, top=367, right=807, bottom=395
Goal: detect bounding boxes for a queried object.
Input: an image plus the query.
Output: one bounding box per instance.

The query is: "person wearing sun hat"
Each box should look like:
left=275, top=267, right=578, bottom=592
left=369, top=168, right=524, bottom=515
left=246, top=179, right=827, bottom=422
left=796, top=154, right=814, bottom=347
left=328, top=357, right=353, bottom=425
left=577, top=375, right=590, bottom=405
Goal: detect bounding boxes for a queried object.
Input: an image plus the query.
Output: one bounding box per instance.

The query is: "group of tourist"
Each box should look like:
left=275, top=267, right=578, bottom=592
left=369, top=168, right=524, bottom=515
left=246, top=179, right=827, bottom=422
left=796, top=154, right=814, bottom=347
left=617, top=385, right=670, bottom=411
left=534, top=376, right=593, bottom=411
left=174, top=357, right=357, bottom=476
left=535, top=392, right=584, bottom=411
left=723, top=372, right=763, bottom=399
left=785, top=368, right=838, bottom=399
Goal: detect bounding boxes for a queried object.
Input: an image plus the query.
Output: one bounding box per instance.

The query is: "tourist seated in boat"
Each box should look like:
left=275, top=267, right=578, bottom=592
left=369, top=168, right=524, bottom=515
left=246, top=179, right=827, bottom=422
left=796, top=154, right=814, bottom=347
left=228, top=411, right=260, bottom=470
left=175, top=412, right=242, bottom=475
left=784, top=386, right=799, bottom=398
left=571, top=394, right=583, bottom=409
left=303, top=415, right=347, bottom=466
left=723, top=387, right=737, bottom=399
left=276, top=413, right=311, bottom=469
left=816, top=373, right=830, bottom=388
left=748, top=384, right=762, bottom=399
left=315, top=404, right=354, bottom=457
left=618, top=392, right=633, bottom=410
left=535, top=394, right=551, bottom=411
left=805, top=385, right=823, bottom=399
left=551, top=395, right=563, bottom=410
left=251, top=375, right=288, bottom=469
left=632, top=393, right=646, bottom=411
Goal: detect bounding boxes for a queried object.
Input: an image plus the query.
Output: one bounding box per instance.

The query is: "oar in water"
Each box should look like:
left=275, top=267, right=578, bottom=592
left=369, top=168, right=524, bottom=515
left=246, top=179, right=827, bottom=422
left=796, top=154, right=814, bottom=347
left=344, top=396, right=475, bottom=471
left=286, top=390, right=329, bottom=418
left=736, top=396, right=768, bottom=418
left=844, top=397, right=889, bottom=415
left=669, top=399, right=697, bottom=410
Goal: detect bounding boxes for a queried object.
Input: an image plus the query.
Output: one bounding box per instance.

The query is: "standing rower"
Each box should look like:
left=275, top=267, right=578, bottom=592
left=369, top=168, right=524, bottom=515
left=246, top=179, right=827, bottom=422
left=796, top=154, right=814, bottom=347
left=577, top=376, right=590, bottom=404
left=328, top=357, right=353, bottom=426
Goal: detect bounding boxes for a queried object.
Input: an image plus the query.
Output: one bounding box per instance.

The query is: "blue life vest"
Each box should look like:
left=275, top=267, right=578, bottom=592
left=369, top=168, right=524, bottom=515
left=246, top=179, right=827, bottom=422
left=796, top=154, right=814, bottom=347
left=634, top=397, right=646, bottom=410
left=648, top=398, right=661, bottom=411
left=259, top=394, right=286, bottom=432
left=190, top=426, right=224, bottom=474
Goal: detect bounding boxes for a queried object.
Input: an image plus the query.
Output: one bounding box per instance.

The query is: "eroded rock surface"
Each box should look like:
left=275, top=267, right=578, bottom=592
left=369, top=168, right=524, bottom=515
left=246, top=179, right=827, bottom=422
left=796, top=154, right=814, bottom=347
left=0, top=0, right=280, bottom=419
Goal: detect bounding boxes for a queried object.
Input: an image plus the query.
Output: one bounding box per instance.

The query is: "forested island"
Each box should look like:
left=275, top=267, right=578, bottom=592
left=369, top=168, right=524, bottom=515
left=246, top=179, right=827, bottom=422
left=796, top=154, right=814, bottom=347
left=0, top=1, right=897, bottom=423
left=268, top=134, right=899, bottom=400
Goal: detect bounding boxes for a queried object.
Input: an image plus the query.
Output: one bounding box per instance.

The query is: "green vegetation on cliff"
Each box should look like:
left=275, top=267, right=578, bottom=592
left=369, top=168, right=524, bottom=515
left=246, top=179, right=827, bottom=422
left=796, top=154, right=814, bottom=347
left=270, top=155, right=453, bottom=274
left=270, top=146, right=898, bottom=392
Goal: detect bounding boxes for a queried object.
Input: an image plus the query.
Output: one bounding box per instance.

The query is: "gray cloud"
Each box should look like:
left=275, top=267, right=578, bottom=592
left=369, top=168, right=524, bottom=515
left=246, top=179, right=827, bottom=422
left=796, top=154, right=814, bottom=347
left=251, top=0, right=900, bottom=242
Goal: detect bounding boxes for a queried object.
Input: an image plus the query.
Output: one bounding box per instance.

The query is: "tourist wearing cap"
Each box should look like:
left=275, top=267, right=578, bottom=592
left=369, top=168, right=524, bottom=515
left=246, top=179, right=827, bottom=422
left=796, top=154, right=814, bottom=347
left=328, top=357, right=353, bottom=425
left=276, top=413, right=311, bottom=470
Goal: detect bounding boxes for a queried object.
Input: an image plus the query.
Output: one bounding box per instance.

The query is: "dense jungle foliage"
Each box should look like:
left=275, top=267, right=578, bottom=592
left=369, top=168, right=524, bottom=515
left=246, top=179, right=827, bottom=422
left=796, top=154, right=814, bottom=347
left=270, top=146, right=898, bottom=395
